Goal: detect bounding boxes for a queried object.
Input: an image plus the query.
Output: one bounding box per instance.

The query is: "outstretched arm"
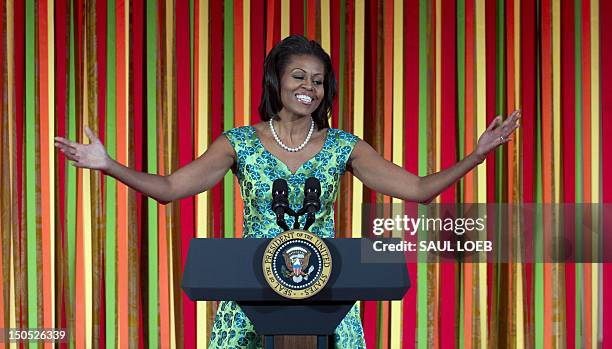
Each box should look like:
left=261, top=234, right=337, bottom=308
left=349, top=110, right=520, bottom=204
left=55, top=127, right=235, bottom=204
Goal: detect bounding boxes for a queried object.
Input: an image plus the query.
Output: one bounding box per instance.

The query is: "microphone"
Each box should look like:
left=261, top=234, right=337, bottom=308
left=302, top=177, right=321, bottom=230
left=271, top=179, right=290, bottom=231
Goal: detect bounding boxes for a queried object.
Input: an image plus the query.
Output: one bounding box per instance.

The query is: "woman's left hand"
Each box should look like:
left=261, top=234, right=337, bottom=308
left=474, top=109, right=521, bottom=162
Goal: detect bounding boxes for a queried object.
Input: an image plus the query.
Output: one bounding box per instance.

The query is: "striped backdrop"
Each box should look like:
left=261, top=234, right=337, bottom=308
left=1, top=0, right=611, bottom=348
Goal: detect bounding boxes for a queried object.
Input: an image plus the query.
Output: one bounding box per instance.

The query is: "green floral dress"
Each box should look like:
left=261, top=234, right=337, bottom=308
left=208, top=125, right=366, bottom=349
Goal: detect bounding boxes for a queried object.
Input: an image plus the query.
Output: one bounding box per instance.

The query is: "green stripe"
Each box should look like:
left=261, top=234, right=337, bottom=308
left=456, top=0, right=466, bottom=205
left=456, top=2, right=466, bottom=347
left=417, top=1, right=428, bottom=348
left=304, top=0, right=308, bottom=34
left=534, top=1, right=544, bottom=347
left=105, top=0, right=117, bottom=347
left=146, top=1, right=159, bottom=347
left=573, top=0, right=583, bottom=346
left=495, top=0, right=505, bottom=200
left=67, top=1, right=77, bottom=347
left=223, top=0, right=235, bottom=237
left=494, top=0, right=506, bottom=335
left=25, top=0, right=37, bottom=334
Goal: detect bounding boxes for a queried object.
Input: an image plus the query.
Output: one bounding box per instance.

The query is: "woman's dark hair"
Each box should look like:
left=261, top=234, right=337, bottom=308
left=258, top=35, right=336, bottom=130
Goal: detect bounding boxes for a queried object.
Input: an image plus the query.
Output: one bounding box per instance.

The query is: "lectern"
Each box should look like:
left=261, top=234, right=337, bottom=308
left=182, top=238, right=410, bottom=348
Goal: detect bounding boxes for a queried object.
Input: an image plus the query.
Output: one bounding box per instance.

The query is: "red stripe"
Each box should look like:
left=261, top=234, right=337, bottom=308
left=363, top=301, right=377, bottom=349
left=210, top=0, right=224, bottom=238
left=521, top=0, right=536, bottom=331
left=521, top=0, right=535, bottom=204
left=175, top=0, right=196, bottom=346
left=440, top=1, right=456, bottom=347
left=364, top=0, right=377, bottom=208
left=14, top=0, right=24, bottom=257
left=364, top=3, right=381, bottom=345
left=250, top=0, right=264, bottom=123
left=55, top=0, right=69, bottom=340
left=403, top=1, right=419, bottom=347
left=561, top=0, right=576, bottom=345
left=130, top=2, right=145, bottom=347
left=290, top=0, right=304, bottom=35
left=306, top=0, right=316, bottom=39
left=601, top=0, right=612, bottom=346
left=440, top=0, right=457, bottom=203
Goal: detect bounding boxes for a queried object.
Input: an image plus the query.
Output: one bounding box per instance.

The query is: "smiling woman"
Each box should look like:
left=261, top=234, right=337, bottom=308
left=54, top=34, right=520, bottom=349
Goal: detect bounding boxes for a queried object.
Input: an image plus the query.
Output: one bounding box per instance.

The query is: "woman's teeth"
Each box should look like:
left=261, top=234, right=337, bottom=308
left=296, top=94, right=313, bottom=104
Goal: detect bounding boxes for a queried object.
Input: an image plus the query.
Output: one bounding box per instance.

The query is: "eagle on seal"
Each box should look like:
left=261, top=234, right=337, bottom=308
left=283, top=250, right=311, bottom=277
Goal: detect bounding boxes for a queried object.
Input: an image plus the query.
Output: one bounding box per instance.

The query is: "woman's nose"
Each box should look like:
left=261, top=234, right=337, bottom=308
left=302, top=80, right=314, bottom=90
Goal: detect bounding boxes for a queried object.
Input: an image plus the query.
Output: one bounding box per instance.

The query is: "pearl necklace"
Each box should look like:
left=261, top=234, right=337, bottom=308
left=269, top=118, right=315, bottom=152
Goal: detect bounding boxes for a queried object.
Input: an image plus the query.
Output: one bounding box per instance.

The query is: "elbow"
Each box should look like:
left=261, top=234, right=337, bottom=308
left=155, top=176, right=175, bottom=205
left=414, top=177, right=434, bottom=205
left=419, top=197, right=434, bottom=205
left=156, top=197, right=172, bottom=205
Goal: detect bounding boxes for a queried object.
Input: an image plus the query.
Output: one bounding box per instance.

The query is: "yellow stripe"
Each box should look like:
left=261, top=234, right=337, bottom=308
left=552, top=0, right=560, bottom=203
left=48, top=0, right=56, bottom=328
left=321, top=0, right=330, bottom=54
left=280, top=0, right=289, bottom=39
left=82, top=29, right=93, bottom=348
left=390, top=0, right=404, bottom=348
left=475, top=0, right=486, bottom=204
left=590, top=0, right=600, bottom=345
left=167, top=3, right=176, bottom=348
left=475, top=1, right=487, bottom=347
left=166, top=0, right=174, bottom=168
left=514, top=0, right=524, bottom=347
left=84, top=63, right=92, bottom=349
left=351, top=0, right=365, bottom=238
left=244, top=0, right=251, bottom=126
left=196, top=1, right=210, bottom=348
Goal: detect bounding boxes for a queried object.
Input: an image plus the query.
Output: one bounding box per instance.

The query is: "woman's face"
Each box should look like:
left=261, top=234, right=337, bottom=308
left=278, top=55, right=325, bottom=118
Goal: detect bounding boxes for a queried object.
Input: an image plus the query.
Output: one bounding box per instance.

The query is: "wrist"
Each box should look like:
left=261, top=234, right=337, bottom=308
left=470, top=151, right=486, bottom=164
left=103, top=158, right=119, bottom=175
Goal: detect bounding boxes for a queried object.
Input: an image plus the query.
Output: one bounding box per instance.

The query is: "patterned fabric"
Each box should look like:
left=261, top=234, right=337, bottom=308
left=208, top=125, right=366, bottom=348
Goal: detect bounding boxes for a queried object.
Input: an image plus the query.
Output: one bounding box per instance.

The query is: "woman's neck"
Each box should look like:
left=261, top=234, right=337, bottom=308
left=273, top=111, right=313, bottom=143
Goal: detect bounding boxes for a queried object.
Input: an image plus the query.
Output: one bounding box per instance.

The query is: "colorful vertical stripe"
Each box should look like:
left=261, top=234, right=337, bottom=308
left=0, top=1, right=608, bottom=348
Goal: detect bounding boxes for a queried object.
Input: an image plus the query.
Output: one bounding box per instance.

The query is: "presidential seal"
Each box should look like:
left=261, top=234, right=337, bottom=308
left=262, top=229, right=332, bottom=299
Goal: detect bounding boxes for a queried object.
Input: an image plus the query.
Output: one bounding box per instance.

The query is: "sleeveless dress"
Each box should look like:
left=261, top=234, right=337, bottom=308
left=208, top=125, right=366, bottom=349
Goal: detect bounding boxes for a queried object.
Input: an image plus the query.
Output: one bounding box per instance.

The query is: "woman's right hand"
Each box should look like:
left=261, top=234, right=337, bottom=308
left=55, top=126, right=112, bottom=171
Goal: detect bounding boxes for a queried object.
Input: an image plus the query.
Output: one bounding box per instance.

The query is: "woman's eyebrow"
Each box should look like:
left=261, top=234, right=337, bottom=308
left=291, top=68, right=323, bottom=76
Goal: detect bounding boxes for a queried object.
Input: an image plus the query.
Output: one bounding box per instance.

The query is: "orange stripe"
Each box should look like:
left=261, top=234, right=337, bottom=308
left=541, top=0, right=553, bottom=346
left=381, top=301, right=389, bottom=348
left=234, top=0, right=244, bottom=238
left=266, top=0, right=276, bottom=53
left=38, top=0, right=52, bottom=335
left=116, top=0, right=128, bottom=345
left=158, top=134, right=169, bottom=348
left=464, top=264, right=473, bottom=349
